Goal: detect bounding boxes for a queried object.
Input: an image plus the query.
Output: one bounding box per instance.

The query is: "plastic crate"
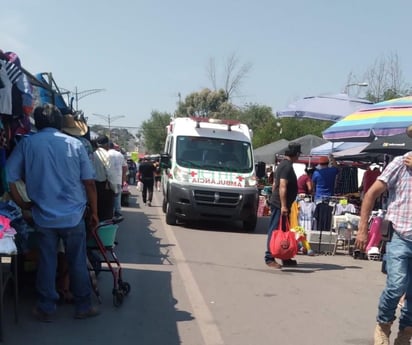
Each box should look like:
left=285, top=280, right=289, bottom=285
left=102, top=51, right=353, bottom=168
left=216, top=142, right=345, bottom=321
left=87, top=224, right=118, bottom=247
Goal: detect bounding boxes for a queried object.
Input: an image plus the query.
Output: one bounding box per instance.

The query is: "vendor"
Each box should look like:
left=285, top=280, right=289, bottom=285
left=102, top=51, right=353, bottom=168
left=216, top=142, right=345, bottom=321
left=312, top=155, right=339, bottom=203
left=297, top=166, right=315, bottom=196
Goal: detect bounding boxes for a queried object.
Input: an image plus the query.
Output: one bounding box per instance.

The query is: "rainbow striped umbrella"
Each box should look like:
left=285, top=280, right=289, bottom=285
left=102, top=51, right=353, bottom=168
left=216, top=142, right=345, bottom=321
left=322, top=96, right=412, bottom=142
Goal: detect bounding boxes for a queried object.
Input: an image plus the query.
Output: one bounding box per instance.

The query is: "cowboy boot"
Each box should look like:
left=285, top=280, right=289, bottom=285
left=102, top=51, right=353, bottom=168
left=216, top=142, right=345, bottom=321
left=374, top=323, right=392, bottom=345
left=394, top=326, right=412, bottom=345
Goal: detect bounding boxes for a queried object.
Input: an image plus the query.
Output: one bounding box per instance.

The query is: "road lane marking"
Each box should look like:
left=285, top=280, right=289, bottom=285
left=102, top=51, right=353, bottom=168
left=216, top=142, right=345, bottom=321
left=154, top=203, right=225, bottom=345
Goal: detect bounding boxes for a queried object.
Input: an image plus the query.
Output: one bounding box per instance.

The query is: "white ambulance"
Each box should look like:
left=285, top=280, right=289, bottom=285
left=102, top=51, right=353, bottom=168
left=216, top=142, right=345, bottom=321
left=160, top=117, right=259, bottom=232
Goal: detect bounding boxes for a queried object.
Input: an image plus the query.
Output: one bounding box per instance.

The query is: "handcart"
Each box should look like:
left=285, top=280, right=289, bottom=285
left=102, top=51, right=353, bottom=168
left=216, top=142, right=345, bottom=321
left=86, top=219, right=130, bottom=307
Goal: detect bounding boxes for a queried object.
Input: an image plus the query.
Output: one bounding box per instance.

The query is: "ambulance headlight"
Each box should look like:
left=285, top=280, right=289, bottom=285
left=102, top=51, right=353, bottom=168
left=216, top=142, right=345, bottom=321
left=244, top=175, right=257, bottom=187
left=173, top=166, right=191, bottom=183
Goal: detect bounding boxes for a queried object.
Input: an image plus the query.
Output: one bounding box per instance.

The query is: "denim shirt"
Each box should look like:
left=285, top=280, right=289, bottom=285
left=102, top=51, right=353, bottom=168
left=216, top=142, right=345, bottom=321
left=6, top=128, right=95, bottom=228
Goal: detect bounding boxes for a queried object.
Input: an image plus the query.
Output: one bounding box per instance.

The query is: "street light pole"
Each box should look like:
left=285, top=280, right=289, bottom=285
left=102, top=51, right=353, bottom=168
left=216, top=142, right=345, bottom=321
left=344, top=82, right=368, bottom=95
left=92, top=113, right=126, bottom=140
left=73, top=87, right=106, bottom=111
left=60, top=87, right=106, bottom=111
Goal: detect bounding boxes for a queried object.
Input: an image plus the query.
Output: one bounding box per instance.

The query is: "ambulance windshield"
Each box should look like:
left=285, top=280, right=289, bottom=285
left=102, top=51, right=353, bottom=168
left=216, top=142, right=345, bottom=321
left=176, top=136, right=253, bottom=173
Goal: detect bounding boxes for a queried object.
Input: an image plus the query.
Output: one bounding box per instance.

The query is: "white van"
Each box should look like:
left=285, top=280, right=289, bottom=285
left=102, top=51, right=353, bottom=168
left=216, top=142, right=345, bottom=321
left=160, top=117, right=259, bottom=232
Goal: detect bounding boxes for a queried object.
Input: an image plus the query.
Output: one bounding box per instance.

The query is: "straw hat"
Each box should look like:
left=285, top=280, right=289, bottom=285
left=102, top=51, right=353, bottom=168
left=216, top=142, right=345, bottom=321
left=62, top=114, right=88, bottom=136
left=406, top=125, right=412, bottom=138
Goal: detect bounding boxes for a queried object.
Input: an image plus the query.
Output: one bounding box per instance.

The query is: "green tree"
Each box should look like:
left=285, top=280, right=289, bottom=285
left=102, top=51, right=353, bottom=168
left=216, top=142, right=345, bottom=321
left=138, top=111, right=172, bottom=154
left=176, top=88, right=239, bottom=119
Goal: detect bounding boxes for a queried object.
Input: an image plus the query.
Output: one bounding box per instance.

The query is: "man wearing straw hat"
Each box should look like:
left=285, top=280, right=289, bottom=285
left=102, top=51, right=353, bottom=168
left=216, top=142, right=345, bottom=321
left=61, top=113, right=94, bottom=162
left=6, top=104, right=99, bottom=321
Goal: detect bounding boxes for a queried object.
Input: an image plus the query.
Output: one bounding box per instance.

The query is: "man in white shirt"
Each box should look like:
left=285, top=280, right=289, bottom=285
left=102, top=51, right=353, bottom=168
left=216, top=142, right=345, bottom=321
left=93, top=135, right=116, bottom=221
left=108, top=142, right=127, bottom=218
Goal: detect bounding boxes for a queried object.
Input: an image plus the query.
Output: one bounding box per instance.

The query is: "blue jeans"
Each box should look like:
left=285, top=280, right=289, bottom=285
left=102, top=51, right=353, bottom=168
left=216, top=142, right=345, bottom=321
left=35, top=220, right=92, bottom=314
left=114, top=189, right=121, bottom=214
left=264, top=207, right=281, bottom=263
left=377, top=231, right=412, bottom=329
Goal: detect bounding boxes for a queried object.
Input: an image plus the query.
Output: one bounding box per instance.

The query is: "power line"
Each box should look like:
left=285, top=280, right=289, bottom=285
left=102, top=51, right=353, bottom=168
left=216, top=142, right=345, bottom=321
left=87, top=123, right=141, bottom=129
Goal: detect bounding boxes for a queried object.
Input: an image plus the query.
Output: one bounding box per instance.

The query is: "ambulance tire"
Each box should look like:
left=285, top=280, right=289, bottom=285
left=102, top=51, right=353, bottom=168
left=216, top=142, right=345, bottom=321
left=166, top=201, right=177, bottom=225
left=162, top=197, right=167, bottom=213
left=243, top=215, right=257, bottom=233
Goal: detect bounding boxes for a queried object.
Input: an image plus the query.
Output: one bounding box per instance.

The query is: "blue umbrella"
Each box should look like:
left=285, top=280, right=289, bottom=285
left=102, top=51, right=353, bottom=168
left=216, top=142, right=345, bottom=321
left=276, top=93, right=372, bottom=122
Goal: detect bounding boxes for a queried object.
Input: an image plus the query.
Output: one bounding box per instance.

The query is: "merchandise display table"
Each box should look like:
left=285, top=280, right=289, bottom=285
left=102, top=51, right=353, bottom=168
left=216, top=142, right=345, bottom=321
left=0, top=239, right=19, bottom=342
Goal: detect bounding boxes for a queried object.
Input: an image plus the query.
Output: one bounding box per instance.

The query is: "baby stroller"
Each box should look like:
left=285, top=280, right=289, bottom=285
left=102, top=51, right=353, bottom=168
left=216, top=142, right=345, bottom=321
left=86, top=218, right=130, bottom=307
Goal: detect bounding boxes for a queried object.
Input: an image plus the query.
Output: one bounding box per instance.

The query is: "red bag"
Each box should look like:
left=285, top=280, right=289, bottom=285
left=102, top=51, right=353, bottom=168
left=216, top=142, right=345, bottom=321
left=269, top=216, right=298, bottom=260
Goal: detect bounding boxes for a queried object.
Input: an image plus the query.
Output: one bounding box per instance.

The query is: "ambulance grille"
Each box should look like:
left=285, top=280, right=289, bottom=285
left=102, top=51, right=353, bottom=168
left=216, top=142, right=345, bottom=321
left=193, top=190, right=240, bottom=207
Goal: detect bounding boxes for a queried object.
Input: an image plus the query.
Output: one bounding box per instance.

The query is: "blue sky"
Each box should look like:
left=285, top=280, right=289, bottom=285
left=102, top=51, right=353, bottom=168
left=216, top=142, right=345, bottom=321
left=1, top=0, right=411, bottom=131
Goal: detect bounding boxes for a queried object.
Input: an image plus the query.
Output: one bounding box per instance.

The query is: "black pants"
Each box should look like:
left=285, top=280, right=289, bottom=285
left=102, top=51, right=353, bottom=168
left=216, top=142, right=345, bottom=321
left=141, top=178, right=154, bottom=203
left=95, top=181, right=115, bottom=221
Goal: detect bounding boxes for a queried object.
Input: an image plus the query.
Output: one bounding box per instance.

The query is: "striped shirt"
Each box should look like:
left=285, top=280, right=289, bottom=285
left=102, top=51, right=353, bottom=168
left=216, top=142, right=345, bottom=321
left=379, top=154, right=412, bottom=240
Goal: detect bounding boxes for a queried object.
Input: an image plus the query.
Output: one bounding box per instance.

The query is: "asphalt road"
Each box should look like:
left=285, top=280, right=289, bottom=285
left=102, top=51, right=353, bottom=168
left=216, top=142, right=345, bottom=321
left=3, top=187, right=390, bottom=345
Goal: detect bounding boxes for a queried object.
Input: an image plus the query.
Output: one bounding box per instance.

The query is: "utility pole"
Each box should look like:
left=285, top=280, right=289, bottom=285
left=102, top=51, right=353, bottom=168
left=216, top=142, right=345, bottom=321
left=92, top=113, right=126, bottom=140
left=73, top=87, right=106, bottom=111
left=61, top=87, right=106, bottom=111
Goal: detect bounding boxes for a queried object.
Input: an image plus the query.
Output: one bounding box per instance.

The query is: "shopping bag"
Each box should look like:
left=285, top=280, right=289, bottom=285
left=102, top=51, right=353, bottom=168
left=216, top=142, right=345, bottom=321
left=269, top=216, right=298, bottom=260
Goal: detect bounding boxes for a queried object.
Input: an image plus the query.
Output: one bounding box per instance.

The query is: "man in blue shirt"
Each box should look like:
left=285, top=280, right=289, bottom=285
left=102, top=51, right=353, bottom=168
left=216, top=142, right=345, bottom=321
left=312, top=155, right=339, bottom=203
left=6, top=104, right=99, bottom=322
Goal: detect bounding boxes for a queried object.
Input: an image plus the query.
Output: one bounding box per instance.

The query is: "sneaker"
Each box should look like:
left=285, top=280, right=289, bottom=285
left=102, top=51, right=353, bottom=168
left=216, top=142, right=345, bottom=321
left=266, top=261, right=282, bottom=269
left=113, top=215, right=124, bottom=223
left=74, top=306, right=100, bottom=320
left=147, top=201, right=152, bottom=207
left=114, top=211, right=123, bottom=217
left=32, top=306, right=54, bottom=323
left=282, top=259, right=297, bottom=267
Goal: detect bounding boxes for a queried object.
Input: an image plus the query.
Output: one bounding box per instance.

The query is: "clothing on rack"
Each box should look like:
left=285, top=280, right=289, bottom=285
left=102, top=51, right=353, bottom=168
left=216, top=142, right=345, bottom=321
left=298, top=199, right=316, bottom=231
left=313, top=201, right=334, bottom=231
left=334, top=202, right=357, bottom=215
left=335, top=167, right=358, bottom=194
left=289, top=201, right=299, bottom=229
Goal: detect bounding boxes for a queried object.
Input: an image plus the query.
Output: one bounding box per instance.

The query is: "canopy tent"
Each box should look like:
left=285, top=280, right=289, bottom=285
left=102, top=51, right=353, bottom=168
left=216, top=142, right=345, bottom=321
left=332, top=143, right=370, bottom=158
left=253, top=139, right=289, bottom=163
left=292, top=134, right=328, bottom=154
left=310, top=141, right=368, bottom=155
left=362, top=132, right=412, bottom=156
left=276, top=93, right=372, bottom=122
left=253, top=135, right=327, bottom=164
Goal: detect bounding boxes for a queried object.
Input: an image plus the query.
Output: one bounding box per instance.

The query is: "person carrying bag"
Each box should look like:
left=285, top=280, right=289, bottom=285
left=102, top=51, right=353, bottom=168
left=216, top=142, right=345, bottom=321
left=264, top=142, right=301, bottom=269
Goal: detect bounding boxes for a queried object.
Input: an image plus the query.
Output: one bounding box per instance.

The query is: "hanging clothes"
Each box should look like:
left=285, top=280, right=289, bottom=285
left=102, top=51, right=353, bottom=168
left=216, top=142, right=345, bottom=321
left=298, top=199, right=316, bottom=231
left=0, top=58, right=23, bottom=116
left=334, top=202, right=357, bottom=215
left=289, top=201, right=299, bottom=229
left=314, top=201, right=334, bottom=231
left=335, top=166, right=358, bottom=194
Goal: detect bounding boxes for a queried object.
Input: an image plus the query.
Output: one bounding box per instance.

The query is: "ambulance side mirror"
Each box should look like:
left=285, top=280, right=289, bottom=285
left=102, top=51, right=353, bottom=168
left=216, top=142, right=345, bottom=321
left=255, top=161, right=266, bottom=179
left=160, top=153, right=171, bottom=169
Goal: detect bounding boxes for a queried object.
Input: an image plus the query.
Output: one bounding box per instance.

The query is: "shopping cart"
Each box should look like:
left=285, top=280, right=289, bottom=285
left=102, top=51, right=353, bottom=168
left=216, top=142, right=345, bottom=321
left=86, top=218, right=130, bottom=307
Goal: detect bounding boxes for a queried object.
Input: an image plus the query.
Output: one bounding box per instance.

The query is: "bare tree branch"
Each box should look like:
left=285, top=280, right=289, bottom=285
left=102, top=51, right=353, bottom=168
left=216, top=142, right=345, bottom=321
left=206, top=58, right=217, bottom=90
left=206, top=53, right=252, bottom=102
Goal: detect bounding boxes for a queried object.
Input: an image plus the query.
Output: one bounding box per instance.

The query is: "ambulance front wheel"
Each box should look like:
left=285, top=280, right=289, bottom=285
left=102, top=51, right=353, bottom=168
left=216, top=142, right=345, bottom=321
left=166, top=201, right=177, bottom=225
left=162, top=197, right=167, bottom=213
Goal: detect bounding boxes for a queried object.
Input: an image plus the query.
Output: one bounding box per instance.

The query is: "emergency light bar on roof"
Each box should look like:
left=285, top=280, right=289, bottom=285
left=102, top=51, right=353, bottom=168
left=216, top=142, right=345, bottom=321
left=190, top=116, right=241, bottom=131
